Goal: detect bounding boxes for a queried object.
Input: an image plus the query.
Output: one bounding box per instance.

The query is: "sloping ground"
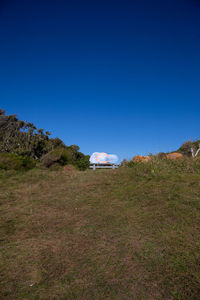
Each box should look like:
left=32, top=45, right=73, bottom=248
left=0, top=166, right=200, bottom=299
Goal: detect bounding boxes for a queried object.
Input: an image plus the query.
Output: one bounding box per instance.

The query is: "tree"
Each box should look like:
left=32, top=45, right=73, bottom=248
left=0, top=109, right=53, bottom=158
left=0, top=109, right=90, bottom=170
left=179, top=140, right=200, bottom=157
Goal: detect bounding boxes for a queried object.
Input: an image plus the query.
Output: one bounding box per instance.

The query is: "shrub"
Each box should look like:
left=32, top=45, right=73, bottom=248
left=41, top=147, right=73, bottom=168
left=41, top=147, right=90, bottom=170
left=49, top=163, right=63, bottom=171
left=120, top=159, right=129, bottom=167
left=75, top=155, right=90, bottom=171
left=178, top=140, right=200, bottom=157
left=156, top=152, right=166, bottom=159
left=126, top=156, right=200, bottom=176
left=0, top=153, right=36, bottom=171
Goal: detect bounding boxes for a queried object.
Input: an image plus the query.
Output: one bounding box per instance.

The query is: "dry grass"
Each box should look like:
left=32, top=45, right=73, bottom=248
left=0, top=163, right=200, bottom=299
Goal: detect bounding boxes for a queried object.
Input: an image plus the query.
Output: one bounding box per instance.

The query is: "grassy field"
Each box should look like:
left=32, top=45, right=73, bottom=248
left=0, top=160, right=200, bottom=299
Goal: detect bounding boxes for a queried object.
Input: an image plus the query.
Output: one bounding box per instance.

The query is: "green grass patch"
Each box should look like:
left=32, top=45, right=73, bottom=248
left=0, top=161, right=200, bottom=299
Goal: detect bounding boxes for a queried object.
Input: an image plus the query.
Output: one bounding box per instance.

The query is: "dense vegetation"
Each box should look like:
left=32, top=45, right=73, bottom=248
left=0, top=157, right=200, bottom=299
left=0, top=109, right=89, bottom=170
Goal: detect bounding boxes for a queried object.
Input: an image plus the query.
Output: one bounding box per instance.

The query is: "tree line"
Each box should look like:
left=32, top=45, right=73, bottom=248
left=0, top=109, right=89, bottom=170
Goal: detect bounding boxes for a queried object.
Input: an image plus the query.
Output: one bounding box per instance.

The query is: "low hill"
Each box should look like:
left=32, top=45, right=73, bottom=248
left=1, top=158, right=200, bottom=299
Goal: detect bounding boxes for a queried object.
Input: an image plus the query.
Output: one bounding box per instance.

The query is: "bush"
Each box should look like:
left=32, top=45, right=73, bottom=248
left=125, top=156, right=200, bottom=176
left=75, top=156, right=90, bottom=171
left=49, top=163, right=63, bottom=171
left=120, top=159, right=129, bottom=167
left=41, top=147, right=73, bottom=168
left=0, top=153, right=36, bottom=171
left=41, top=147, right=90, bottom=171
left=156, top=152, right=166, bottom=159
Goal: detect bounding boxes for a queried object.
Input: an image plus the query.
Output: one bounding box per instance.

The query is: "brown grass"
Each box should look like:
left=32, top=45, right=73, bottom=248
left=0, top=164, right=200, bottom=299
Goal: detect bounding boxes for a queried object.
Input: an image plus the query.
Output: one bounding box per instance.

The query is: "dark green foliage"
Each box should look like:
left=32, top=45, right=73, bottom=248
left=0, top=153, right=36, bottom=170
left=75, top=155, right=90, bottom=171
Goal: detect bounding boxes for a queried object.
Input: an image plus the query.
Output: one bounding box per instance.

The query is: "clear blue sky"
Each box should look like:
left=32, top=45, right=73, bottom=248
left=1, top=0, right=200, bottom=160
